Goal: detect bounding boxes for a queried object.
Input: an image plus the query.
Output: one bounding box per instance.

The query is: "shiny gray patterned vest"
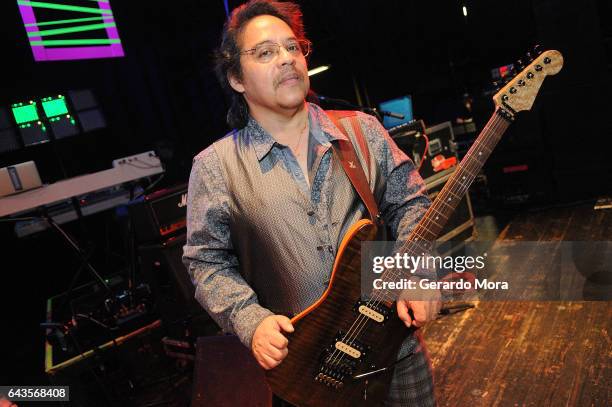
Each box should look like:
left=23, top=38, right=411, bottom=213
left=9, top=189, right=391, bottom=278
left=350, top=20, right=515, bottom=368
left=212, top=116, right=385, bottom=316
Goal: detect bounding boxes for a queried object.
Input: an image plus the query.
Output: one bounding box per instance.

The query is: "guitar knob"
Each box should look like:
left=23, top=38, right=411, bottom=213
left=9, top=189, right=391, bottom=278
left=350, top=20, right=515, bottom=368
left=533, top=44, right=543, bottom=55
left=515, top=59, right=525, bottom=70
left=544, top=57, right=551, bottom=64
left=509, top=87, right=517, bottom=94
left=518, top=79, right=526, bottom=86
left=527, top=72, right=534, bottom=79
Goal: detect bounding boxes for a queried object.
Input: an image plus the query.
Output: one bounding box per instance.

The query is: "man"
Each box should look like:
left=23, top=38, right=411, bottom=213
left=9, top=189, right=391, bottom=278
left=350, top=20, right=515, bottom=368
left=0, top=395, right=18, bottom=407
left=183, top=1, right=439, bottom=405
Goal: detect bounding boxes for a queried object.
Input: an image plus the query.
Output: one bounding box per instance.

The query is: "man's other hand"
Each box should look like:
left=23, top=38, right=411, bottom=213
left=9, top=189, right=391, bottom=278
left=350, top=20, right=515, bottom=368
left=252, top=315, right=295, bottom=370
left=397, top=297, right=441, bottom=328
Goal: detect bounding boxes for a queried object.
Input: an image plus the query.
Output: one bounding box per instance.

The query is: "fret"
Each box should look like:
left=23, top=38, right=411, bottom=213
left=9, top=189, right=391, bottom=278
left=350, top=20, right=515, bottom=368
left=449, top=179, right=469, bottom=198
left=476, top=141, right=493, bottom=154
left=422, top=215, right=445, bottom=230
left=414, top=222, right=435, bottom=239
left=438, top=198, right=456, bottom=212
left=445, top=188, right=462, bottom=201
left=453, top=173, right=472, bottom=193
left=411, top=228, right=436, bottom=243
left=411, top=230, right=428, bottom=243
left=380, top=291, right=396, bottom=303
left=421, top=213, right=437, bottom=233
left=458, top=163, right=477, bottom=180
left=369, top=289, right=395, bottom=304
left=418, top=211, right=441, bottom=230
left=400, top=239, right=433, bottom=255
left=429, top=205, right=448, bottom=222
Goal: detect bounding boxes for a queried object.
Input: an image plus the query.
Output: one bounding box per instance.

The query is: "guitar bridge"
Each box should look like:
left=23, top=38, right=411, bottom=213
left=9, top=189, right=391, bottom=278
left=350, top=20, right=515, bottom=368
left=314, top=332, right=369, bottom=390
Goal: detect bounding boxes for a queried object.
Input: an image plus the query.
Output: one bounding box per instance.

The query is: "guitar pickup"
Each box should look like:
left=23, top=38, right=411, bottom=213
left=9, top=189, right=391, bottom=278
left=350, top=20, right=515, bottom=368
left=353, top=300, right=391, bottom=324
left=332, top=331, right=369, bottom=359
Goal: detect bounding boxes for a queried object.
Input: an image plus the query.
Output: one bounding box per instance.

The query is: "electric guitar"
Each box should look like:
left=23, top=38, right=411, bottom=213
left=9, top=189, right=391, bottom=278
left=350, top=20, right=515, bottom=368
left=266, top=48, right=564, bottom=406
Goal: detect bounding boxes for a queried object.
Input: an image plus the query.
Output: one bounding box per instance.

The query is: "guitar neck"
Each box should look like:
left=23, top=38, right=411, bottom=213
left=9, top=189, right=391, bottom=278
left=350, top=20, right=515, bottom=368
left=405, top=109, right=511, bottom=249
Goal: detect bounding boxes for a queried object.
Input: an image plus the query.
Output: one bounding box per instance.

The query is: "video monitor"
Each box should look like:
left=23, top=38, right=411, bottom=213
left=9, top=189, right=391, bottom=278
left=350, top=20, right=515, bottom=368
left=379, top=95, right=414, bottom=130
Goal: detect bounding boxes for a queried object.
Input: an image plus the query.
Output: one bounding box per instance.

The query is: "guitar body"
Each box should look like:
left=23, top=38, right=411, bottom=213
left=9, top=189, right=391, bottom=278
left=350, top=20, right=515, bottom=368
left=266, top=219, right=412, bottom=406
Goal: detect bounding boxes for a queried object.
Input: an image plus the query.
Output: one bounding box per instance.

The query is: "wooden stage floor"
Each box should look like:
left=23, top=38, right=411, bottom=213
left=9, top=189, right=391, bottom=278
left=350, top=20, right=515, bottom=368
left=422, top=203, right=612, bottom=406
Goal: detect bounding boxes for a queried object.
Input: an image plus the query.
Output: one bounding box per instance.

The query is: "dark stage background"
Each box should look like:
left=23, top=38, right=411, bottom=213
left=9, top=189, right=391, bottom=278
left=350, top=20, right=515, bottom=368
left=0, top=0, right=610, bottom=389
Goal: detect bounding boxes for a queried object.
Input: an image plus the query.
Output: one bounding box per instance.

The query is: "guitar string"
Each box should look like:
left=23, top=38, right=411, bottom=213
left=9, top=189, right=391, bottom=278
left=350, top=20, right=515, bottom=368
left=323, top=112, right=509, bottom=372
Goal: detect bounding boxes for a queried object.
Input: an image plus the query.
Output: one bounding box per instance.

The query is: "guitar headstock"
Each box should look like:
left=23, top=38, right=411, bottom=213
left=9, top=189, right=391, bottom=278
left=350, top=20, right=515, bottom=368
left=493, top=48, right=563, bottom=116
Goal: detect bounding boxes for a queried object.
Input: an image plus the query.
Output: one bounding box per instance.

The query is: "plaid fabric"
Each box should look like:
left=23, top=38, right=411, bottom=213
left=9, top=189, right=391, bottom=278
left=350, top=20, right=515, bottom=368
left=273, top=332, right=435, bottom=407
left=384, top=332, right=436, bottom=407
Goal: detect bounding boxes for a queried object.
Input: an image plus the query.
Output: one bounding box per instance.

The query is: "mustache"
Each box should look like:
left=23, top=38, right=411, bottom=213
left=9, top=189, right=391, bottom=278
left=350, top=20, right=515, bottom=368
left=275, top=69, right=304, bottom=88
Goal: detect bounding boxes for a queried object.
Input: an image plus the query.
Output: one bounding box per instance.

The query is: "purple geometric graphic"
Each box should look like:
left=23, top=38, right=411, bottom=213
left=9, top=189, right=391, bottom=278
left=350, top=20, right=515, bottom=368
left=17, top=0, right=124, bottom=62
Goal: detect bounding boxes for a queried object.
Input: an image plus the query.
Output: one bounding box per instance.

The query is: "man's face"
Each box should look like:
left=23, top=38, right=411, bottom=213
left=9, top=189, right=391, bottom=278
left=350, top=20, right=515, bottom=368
left=229, top=15, right=310, bottom=115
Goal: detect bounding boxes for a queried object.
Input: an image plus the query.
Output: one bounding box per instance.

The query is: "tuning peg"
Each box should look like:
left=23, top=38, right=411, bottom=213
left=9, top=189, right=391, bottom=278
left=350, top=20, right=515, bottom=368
left=525, top=51, right=534, bottom=62
left=532, top=44, right=543, bottom=56
left=515, top=59, right=525, bottom=71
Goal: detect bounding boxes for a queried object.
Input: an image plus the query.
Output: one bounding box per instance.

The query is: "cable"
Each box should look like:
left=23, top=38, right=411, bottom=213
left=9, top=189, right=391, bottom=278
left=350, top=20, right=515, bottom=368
left=416, top=133, right=430, bottom=172
left=65, top=328, right=117, bottom=405
left=74, top=313, right=118, bottom=332
left=125, top=160, right=162, bottom=170
left=131, top=173, right=165, bottom=201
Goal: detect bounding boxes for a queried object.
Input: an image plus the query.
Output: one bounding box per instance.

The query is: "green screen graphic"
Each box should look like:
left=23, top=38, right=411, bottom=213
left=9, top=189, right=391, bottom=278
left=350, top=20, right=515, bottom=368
left=11, top=102, right=39, bottom=124
left=41, top=95, right=69, bottom=118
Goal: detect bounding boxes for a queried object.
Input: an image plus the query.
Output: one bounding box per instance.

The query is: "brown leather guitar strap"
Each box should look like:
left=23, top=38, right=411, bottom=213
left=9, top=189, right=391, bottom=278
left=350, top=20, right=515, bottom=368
left=326, top=110, right=381, bottom=224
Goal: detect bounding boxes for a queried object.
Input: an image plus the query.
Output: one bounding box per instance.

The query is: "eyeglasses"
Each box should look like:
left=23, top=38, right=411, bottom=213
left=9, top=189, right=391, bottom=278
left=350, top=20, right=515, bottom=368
left=240, top=39, right=311, bottom=63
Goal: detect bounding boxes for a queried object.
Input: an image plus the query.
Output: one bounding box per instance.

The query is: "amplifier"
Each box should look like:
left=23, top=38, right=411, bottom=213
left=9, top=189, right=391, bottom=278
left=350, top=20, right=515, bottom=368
left=129, top=184, right=187, bottom=243
left=391, top=120, right=458, bottom=180
left=389, top=120, right=427, bottom=166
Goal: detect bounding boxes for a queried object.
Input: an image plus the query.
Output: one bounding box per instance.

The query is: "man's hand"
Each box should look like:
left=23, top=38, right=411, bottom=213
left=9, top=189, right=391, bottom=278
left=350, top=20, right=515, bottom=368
left=397, top=299, right=441, bottom=327
left=252, top=315, right=294, bottom=370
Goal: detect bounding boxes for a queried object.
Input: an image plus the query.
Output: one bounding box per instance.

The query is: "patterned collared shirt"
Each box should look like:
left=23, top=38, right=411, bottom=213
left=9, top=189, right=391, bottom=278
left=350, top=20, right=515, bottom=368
left=182, top=103, right=430, bottom=347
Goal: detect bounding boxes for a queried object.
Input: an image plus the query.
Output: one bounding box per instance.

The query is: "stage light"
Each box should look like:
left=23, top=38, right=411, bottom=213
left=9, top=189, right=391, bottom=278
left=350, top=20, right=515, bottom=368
left=308, top=65, right=330, bottom=77
left=462, top=6, right=468, bottom=17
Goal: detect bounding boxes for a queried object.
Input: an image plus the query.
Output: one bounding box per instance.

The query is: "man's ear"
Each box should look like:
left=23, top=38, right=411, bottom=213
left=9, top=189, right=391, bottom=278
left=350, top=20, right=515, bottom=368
left=228, top=73, right=245, bottom=93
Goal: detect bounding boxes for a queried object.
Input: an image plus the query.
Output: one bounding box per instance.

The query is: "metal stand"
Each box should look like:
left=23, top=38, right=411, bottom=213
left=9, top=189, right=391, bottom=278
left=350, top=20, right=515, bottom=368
left=40, top=208, right=115, bottom=314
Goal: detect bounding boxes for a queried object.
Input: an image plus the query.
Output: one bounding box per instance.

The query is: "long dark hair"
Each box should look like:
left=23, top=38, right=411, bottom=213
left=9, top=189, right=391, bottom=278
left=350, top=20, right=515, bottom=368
left=213, top=0, right=308, bottom=129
